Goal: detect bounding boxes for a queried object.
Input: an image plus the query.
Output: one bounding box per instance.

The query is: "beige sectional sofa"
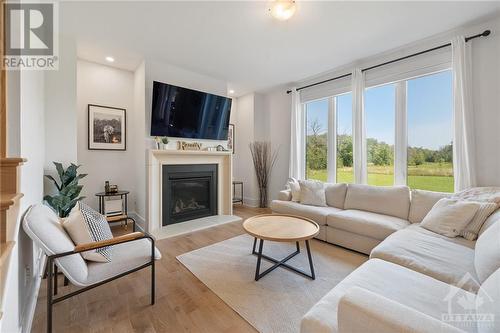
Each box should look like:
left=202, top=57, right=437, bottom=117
left=271, top=184, right=500, bottom=333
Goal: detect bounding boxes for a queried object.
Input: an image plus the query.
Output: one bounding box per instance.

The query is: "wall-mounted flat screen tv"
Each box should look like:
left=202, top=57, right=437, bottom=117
left=151, top=81, right=232, bottom=140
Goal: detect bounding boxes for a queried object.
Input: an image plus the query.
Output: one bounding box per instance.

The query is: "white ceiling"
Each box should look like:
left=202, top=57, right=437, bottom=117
left=64, top=1, right=500, bottom=96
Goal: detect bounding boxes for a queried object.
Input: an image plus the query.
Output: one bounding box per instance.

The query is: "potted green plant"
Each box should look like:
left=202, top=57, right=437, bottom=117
left=44, top=162, right=87, bottom=218
left=161, top=136, right=169, bottom=149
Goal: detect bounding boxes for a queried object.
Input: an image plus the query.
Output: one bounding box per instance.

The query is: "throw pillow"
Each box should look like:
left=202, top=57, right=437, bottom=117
left=62, top=201, right=113, bottom=262
left=420, top=198, right=480, bottom=238
left=286, top=177, right=301, bottom=202
left=299, top=180, right=326, bottom=207
left=460, top=202, right=498, bottom=240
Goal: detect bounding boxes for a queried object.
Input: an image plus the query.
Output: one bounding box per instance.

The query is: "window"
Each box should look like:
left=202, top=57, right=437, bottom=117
left=336, top=93, right=353, bottom=183
left=365, top=84, right=396, bottom=186
left=407, top=71, right=453, bottom=192
left=305, top=99, right=328, bottom=181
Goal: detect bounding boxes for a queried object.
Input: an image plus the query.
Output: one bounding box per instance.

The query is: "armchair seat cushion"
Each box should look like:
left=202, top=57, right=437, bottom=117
left=326, top=210, right=410, bottom=241
left=84, top=239, right=162, bottom=286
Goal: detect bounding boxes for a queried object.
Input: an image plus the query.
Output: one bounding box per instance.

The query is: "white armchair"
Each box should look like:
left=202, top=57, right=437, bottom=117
left=23, top=204, right=161, bottom=333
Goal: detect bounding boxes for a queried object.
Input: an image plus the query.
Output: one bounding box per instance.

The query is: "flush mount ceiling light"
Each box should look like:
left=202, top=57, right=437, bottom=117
left=269, top=0, right=296, bottom=21
left=105, top=56, right=115, bottom=63
left=228, top=89, right=235, bottom=94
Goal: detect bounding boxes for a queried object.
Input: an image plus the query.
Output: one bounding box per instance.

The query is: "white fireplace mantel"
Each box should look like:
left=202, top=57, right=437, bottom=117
left=147, top=149, right=233, bottom=234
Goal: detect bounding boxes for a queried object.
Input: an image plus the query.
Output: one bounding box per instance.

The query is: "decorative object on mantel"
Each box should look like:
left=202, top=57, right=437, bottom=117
left=44, top=162, right=87, bottom=218
left=228, top=124, right=235, bottom=154
left=88, top=104, right=126, bottom=151
left=154, top=136, right=169, bottom=150
left=216, top=145, right=228, bottom=152
left=177, top=141, right=202, bottom=151
left=249, top=141, right=279, bottom=208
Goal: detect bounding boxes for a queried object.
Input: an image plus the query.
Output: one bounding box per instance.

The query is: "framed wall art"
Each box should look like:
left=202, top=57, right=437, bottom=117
left=88, top=104, right=126, bottom=151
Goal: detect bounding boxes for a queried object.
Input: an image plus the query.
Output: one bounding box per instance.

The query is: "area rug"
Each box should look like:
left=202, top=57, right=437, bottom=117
left=177, top=234, right=367, bottom=333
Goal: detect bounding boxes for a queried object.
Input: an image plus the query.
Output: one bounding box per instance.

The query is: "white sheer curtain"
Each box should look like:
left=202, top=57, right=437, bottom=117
left=452, top=36, right=476, bottom=192
left=352, top=69, right=367, bottom=184
left=289, top=89, right=306, bottom=179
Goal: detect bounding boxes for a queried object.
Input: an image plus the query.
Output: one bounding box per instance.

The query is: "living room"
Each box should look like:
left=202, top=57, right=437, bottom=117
left=1, top=1, right=500, bottom=333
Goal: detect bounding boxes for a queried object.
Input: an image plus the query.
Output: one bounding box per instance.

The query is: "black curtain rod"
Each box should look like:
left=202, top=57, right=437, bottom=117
left=286, top=29, right=491, bottom=94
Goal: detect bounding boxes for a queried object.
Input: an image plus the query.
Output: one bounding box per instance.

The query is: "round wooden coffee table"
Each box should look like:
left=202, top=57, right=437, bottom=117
left=243, top=214, right=320, bottom=281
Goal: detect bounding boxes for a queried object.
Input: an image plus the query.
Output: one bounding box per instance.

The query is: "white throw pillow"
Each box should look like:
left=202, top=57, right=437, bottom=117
left=420, top=198, right=480, bottom=238
left=286, top=177, right=301, bottom=202
left=460, top=202, right=498, bottom=241
left=408, top=189, right=449, bottom=223
left=299, top=180, right=326, bottom=207
left=62, top=201, right=113, bottom=262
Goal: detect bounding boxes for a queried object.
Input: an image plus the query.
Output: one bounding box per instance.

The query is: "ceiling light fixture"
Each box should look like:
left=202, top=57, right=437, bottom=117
left=105, top=56, right=115, bottom=63
left=229, top=89, right=235, bottom=94
left=269, top=0, right=296, bottom=21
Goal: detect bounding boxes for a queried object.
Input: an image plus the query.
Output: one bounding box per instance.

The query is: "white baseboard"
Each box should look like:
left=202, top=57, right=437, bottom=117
left=21, top=248, right=45, bottom=333
left=242, top=196, right=259, bottom=207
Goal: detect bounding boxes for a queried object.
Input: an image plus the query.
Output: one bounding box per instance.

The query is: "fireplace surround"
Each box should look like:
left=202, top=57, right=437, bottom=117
left=162, top=164, right=218, bottom=226
left=147, top=149, right=233, bottom=235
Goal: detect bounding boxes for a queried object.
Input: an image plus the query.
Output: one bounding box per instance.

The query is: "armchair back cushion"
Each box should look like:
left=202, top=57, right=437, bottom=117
left=23, top=204, right=88, bottom=284
left=475, top=219, right=500, bottom=283
left=325, top=183, right=348, bottom=209
left=344, top=184, right=411, bottom=219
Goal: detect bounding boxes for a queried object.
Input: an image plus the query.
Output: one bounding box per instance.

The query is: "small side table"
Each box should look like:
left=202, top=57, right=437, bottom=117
left=232, top=181, right=243, bottom=204
left=95, top=190, right=136, bottom=231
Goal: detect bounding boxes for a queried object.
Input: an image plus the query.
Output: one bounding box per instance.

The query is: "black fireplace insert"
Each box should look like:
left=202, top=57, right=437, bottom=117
left=162, top=164, right=218, bottom=226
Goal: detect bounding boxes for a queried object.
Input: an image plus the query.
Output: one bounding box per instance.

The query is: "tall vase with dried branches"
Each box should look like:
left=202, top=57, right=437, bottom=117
left=249, top=141, right=279, bottom=208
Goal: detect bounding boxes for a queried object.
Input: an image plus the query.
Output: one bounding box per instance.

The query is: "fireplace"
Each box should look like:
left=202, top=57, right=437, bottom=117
left=162, top=164, right=218, bottom=226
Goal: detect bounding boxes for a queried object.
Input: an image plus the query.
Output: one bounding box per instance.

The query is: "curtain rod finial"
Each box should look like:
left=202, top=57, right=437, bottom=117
left=483, top=30, right=491, bottom=37
left=286, top=90, right=292, bottom=94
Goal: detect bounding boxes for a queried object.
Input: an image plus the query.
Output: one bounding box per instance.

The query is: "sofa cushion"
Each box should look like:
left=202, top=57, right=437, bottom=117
left=325, top=183, right=348, bottom=209
left=479, top=210, right=500, bottom=236
left=326, top=210, right=410, bottom=241
left=420, top=198, right=479, bottom=238
left=299, top=180, right=327, bottom=206
left=477, top=268, right=500, bottom=333
left=301, top=258, right=476, bottom=333
left=270, top=200, right=341, bottom=226
left=371, top=224, right=479, bottom=292
left=460, top=202, right=498, bottom=241
left=475, top=219, right=500, bottom=283
left=343, top=184, right=410, bottom=219
left=408, top=189, right=449, bottom=223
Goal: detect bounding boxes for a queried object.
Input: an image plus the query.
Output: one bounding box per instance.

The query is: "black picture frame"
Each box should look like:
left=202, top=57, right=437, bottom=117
left=88, top=104, right=127, bottom=151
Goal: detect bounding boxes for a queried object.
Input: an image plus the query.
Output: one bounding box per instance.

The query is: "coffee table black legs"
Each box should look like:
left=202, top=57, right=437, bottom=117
left=252, top=238, right=315, bottom=281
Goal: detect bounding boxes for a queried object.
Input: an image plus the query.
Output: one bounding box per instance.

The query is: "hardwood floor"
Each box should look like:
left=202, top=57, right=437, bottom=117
left=31, top=205, right=271, bottom=333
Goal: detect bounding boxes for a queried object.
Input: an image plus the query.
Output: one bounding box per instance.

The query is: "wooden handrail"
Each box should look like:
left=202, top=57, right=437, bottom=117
left=74, top=232, right=145, bottom=252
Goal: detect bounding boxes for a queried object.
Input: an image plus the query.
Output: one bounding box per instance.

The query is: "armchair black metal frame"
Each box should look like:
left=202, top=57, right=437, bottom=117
left=45, top=232, right=155, bottom=333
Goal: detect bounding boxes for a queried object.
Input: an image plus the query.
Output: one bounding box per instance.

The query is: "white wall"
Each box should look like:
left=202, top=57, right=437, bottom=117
left=1, top=70, right=46, bottom=333
left=44, top=36, right=77, bottom=171
left=232, top=93, right=257, bottom=205
left=142, top=59, right=230, bottom=225
left=264, top=86, right=292, bottom=200
left=133, top=62, right=146, bottom=224
left=260, top=14, right=500, bottom=194
left=76, top=60, right=137, bottom=212
left=470, top=15, right=500, bottom=186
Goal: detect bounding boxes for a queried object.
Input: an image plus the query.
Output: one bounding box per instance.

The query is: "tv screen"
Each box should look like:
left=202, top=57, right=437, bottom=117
left=151, top=81, right=232, bottom=140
